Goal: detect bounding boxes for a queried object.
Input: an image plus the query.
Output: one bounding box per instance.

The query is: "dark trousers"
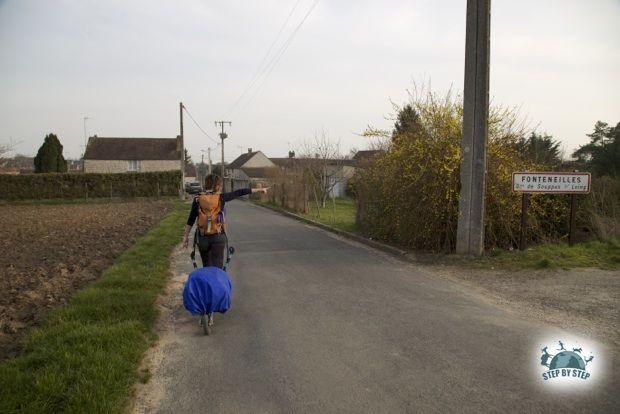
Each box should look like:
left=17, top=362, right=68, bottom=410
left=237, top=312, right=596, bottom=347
left=197, top=232, right=227, bottom=268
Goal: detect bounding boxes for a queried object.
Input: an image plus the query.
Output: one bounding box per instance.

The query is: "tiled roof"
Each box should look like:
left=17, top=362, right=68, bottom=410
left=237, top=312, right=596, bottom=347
left=352, top=150, right=383, bottom=161
left=270, top=157, right=295, bottom=167
left=228, top=152, right=258, bottom=169
left=84, top=137, right=180, bottom=160
left=270, top=157, right=355, bottom=167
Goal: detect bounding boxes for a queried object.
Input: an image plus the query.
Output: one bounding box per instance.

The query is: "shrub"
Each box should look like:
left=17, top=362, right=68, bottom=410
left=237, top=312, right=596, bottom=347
left=354, top=87, right=566, bottom=252
left=0, top=171, right=181, bottom=200
left=580, top=176, right=620, bottom=239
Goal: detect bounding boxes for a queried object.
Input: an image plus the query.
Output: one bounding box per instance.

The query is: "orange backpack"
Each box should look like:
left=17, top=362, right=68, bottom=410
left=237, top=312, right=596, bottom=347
left=196, top=193, right=223, bottom=236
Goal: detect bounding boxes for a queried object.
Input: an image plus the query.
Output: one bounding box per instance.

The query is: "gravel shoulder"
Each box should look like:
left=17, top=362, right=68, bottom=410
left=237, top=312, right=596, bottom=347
left=429, top=265, right=620, bottom=355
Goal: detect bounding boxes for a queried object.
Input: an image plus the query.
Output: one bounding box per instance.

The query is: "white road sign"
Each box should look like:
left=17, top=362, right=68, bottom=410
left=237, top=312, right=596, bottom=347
left=512, top=172, right=591, bottom=194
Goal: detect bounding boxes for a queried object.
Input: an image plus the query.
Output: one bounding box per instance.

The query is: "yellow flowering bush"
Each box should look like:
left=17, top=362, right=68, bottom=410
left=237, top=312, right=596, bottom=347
left=354, top=89, right=566, bottom=251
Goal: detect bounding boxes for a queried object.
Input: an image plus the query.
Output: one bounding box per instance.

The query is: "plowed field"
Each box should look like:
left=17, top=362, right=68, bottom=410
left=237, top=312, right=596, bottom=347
left=0, top=200, right=174, bottom=359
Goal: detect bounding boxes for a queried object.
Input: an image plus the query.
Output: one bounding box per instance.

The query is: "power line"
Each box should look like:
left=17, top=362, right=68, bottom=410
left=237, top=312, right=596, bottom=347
left=183, top=104, right=218, bottom=143
left=221, top=0, right=303, bottom=119
left=236, top=0, right=320, bottom=118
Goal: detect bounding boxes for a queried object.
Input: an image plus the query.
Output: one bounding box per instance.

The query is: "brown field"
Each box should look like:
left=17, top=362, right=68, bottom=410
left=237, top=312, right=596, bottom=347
left=0, top=200, right=173, bottom=359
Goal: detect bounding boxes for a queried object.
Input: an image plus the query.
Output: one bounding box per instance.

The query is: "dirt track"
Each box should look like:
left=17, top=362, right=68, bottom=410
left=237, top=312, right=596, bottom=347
left=0, top=200, right=173, bottom=359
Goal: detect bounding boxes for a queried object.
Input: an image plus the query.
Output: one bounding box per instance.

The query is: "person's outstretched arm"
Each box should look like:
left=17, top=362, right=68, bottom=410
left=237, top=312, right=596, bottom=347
left=221, top=187, right=269, bottom=202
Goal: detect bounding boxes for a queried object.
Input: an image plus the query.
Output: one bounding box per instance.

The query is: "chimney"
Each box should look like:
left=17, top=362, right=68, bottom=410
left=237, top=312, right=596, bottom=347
left=288, top=151, right=295, bottom=158
left=248, top=148, right=253, bottom=153
left=176, top=135, right=182, bottom=152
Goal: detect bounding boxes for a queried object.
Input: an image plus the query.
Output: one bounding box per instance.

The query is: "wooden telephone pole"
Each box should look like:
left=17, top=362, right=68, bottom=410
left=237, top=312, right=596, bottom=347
left=179, top=102, right=185, bottom=199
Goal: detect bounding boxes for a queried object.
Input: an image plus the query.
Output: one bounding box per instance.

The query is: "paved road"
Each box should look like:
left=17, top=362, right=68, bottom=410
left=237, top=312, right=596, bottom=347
left=135, top=201, right=617, bottom=413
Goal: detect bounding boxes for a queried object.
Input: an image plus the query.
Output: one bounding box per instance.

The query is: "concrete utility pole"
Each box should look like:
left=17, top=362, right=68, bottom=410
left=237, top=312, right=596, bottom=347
left=456, top=0, right=491, bottom=255
left=208, top=147, right=212, bottom=174
left=200, top=148, right=213, bottom=176
left=82, top=116, right=91, bottom=172
left=180, top=102, right=185, bottom=199
left=83, top=116, right=91, bottom=151
left=214, top=121, right=231, bottom=179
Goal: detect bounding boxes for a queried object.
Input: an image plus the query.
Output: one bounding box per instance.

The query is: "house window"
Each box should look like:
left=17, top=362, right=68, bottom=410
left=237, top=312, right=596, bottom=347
left=127, top=160, right=140, bottom=172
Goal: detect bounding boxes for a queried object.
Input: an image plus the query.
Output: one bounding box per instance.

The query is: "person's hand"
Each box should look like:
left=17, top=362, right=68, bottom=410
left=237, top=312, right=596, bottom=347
left=182, top=235, right=189, bottom=249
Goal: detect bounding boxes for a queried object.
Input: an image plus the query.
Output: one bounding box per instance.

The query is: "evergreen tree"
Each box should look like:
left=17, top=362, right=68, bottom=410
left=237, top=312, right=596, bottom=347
left=184, top=148, right=193, bottom=169
left=515, top=132, right=562, bottom=168
left=572, top=121, right=620, bottom=177
left=34, top=133, right=67, bottom=173
left=392, top=104, right=421, bottom=140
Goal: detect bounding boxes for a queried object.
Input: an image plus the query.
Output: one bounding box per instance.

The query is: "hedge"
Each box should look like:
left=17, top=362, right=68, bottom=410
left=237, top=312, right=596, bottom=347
left=0, top=171, right=182, bottom=200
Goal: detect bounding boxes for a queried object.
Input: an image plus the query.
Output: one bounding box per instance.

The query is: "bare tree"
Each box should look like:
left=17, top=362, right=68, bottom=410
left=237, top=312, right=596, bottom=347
left=0, top=142, right=14, bottom=168
left=299, top=130, right=348, bottom=212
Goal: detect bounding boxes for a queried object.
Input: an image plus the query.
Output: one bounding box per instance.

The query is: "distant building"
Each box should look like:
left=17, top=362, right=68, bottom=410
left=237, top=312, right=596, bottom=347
left=0, top=156, right=82, bottom=174
left=83, top=135, right=182, bottom=173
left=271, top=151, right=355, bottom=198
left=227, top=149, right=276, bottom=176
left=67, top=159, right=83, bottom=172
left=227, top=149, right=277, bottom=189
left=226, top=148, right=377, bottom=197
left=0, top=156, right=34, bottom=174
left=269, top=151, right=297, bottom=169
left=184, top=164, right=197, bottom=184
left=352, top=150, right=383, bottom=165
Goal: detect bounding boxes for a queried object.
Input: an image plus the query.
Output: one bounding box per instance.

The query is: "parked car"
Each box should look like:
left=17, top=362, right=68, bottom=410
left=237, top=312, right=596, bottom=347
left=185, top=182, right=203, bottom=194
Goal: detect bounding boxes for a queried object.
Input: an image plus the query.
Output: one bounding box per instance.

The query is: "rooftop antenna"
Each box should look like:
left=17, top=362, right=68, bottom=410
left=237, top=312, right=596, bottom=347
left=83, top=116, right=91, bottom=154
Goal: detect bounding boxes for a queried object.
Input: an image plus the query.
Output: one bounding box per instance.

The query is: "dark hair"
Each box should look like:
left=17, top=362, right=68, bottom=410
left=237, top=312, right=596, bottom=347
left=204, top=174, right=222, bottom=192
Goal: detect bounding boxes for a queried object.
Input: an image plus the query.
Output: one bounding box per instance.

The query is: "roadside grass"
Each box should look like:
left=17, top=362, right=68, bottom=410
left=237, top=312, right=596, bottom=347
left=307, top=200, right=619, bottom=269
left=464, top=237, right=620, bottom=270
left=0, top=200, right=187, bottom=414
left=256, top=197, right=618, bottom=270
left=301, top=197, right=358, bottom=233
left=258, top=197, right=358, bottom=233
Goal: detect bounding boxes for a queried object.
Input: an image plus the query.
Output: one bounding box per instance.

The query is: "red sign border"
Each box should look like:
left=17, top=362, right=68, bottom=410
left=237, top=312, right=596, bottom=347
left=511, top=171, right=592, bottom=194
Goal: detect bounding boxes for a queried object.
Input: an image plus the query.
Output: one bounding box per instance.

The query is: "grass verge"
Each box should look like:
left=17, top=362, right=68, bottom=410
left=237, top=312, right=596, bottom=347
left=465, top=237, right=620, bottom=270
left=259, top=197, right=358, bottom=233
left=301, top=197, right=358, bottom=233
left=0, top=200, right=187, bottom=414
left=257, top=198, right=619, bottom=270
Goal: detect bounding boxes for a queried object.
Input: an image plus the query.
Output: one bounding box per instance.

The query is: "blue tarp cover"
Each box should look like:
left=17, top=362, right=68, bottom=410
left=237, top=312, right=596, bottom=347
left=183, top=266, right=233, bottom=315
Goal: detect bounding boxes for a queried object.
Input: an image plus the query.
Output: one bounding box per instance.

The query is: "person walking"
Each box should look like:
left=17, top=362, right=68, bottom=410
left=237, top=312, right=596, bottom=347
left=183, top=174, right=268, bottom=268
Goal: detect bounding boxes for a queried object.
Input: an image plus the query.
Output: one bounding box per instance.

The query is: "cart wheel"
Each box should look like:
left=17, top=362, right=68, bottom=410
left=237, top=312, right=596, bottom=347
left=200, top=314, right=210, bottom=335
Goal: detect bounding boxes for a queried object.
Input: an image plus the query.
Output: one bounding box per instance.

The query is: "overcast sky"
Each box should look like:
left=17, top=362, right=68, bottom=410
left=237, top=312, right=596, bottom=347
left=1, top=0, right=619, bottom=162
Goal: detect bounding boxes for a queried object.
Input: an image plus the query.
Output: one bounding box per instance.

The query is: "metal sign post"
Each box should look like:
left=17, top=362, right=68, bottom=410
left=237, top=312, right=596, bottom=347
left=519, top=193, right=530, bottom=251
left=512, top=171, right=591, bottom=250
left=569, top=194, right=578, bottom=247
